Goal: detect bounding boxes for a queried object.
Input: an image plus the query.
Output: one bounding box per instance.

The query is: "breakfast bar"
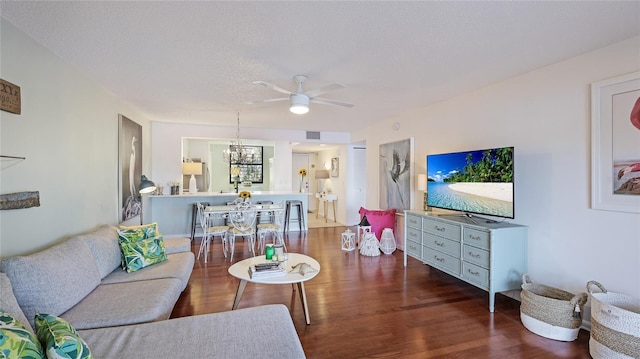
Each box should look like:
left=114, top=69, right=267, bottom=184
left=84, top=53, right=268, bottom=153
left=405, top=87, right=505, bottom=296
left=146, top=191, right=310, bottom=237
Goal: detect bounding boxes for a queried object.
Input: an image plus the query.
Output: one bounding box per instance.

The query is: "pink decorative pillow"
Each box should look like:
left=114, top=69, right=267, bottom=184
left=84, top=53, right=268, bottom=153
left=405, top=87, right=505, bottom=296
left=358, top=207, right=396, bottom=240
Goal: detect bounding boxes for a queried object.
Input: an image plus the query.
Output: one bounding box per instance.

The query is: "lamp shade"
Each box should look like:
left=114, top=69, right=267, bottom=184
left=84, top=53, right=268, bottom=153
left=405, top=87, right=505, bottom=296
left=417, top=174, right=427, bottom=191
left=315, top=169, right=330, bottom=179
left=182, top=162, right=202, bottom=176
left=290, top=94, right=310, bottom=114
left=138, top=175, right=156, bottom=194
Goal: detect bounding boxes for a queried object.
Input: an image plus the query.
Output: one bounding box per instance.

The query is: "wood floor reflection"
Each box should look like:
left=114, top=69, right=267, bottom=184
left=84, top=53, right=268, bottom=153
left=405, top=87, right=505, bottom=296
left=171, top=227, right=590, bottom=358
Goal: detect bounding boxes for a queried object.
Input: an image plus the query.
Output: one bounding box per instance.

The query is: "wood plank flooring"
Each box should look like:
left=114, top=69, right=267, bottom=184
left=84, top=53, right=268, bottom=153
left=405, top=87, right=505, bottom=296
left=171, top=226, right=591, bottom=358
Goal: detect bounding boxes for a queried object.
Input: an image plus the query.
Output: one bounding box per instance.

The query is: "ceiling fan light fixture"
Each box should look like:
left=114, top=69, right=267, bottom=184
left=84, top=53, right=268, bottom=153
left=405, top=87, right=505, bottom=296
left=290, top=94, right=309, bottom=114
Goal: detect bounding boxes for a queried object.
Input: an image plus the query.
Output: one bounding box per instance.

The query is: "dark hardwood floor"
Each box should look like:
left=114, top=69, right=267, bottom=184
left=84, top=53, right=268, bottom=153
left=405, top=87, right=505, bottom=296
left=171, top=226, right=590, bottom=358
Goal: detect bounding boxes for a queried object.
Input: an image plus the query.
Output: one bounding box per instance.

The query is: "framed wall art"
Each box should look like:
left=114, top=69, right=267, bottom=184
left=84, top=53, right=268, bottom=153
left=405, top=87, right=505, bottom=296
left=119, top=114, right=143, bottom=222
left=591, top=71, right=640, bottom=213
left=379, top=138, right=414, bottom=212
left=331, top=157, right=339, bottom=177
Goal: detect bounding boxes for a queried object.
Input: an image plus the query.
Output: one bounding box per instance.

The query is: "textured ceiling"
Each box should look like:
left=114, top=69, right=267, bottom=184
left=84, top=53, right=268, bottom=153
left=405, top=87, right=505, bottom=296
left=1, top=1, right=639, bottom=136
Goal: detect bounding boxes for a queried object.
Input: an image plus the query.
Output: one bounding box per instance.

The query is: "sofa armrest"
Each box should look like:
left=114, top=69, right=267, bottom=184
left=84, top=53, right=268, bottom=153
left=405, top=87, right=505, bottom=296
left=163, top=237, right=191, bottom=254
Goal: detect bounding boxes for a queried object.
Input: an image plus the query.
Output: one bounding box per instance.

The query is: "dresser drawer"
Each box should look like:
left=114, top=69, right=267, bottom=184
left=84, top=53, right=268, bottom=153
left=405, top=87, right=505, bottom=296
left=405, top=213, right=422, bottom=230
left=424, top=233, right=460, bottom=258
left=423, top=247, right=460, bottom=275
left=423, top=219, right=461, bottom=241
left=463, top=244, right=489, bottom=268
left=462, top=262, right=489, bottom=289
left=464, top=228, right=489, bottom=250
left=405, top=226, right=422, bottom=244
left=405, top=239, right=422, bottom=259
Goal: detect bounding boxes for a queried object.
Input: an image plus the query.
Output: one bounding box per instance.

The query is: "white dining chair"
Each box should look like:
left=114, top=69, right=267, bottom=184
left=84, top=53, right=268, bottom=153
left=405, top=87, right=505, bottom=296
left=226, top=203, right=257, bottom=259
left=257, top=205, right=286, bottom=254
left=196, top=202, right=229, bottom=262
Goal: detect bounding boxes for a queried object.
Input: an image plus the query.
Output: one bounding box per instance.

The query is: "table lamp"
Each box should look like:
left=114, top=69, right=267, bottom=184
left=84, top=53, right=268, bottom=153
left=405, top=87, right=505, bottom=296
left=182, top=162, right=202, bottom=194
left=315, top=169, right=330, bottom=193
left=417, top=174, right=430, bottom=211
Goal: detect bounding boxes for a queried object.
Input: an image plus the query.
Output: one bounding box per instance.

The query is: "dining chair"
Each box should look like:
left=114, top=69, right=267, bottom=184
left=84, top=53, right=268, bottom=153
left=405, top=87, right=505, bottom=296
left=196, top=202, right=229, bottom=263
left=226, top=203, right=257, bottom=259
left=257, top=204, right=286, bottom=254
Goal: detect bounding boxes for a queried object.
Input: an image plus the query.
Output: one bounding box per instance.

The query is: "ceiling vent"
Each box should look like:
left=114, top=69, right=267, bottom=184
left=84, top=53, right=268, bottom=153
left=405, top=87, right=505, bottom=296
left=306, top=131, right=321, bottom=140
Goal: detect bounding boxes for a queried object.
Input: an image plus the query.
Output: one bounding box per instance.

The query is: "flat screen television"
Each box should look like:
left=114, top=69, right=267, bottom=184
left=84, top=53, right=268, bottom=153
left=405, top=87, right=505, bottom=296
left=426, top=146, right=514, bottom=219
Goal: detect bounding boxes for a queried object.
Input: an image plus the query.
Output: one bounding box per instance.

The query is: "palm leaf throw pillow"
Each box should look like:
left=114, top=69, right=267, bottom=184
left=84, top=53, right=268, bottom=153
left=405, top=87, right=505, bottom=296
left=34, top=313, right=92, bottom=359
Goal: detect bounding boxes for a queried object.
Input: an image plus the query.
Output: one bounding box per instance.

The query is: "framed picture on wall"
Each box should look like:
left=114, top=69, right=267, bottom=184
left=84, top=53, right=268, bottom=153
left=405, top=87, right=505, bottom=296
left=379, top=138, right=414, bottom=211
left=591, top=71, right=640, bottom=213
left=118, top=114, right=142, bottom=222
left=331, top=157, right=339, bottom=177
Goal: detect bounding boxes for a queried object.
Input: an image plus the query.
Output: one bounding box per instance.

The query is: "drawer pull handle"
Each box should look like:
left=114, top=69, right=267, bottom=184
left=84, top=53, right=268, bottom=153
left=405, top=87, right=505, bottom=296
left=435, top=226, right=446, bottom=232
left=468, top=235, right=481, bottom=241
left=435, top=256, right=445, bottom=263
left=435, top=241, right=445, bottom=247
left=468, top=252, right=480, bottom=258
left=467, top=269, right=479, bottom=276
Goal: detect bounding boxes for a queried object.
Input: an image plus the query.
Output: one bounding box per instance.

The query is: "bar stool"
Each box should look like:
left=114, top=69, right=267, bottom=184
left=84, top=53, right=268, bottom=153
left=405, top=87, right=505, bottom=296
left=283, top=200, right=305, bottom=233
left=190, top=202, right=210, bottom=242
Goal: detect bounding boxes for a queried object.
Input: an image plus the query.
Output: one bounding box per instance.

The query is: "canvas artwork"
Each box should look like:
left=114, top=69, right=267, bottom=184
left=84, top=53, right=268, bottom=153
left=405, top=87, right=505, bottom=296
left=612, top=93, right=640, bottom=195
left=379, top=138, right=413, bottom=211
left=119, top=114, right=142, bottom=222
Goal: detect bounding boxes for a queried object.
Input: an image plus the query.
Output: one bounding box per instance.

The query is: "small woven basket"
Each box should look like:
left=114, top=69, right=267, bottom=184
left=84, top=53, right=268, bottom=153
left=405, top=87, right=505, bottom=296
left=520, top=274, right=587, bottom=341
left=587, top=281, right=640, bottom=359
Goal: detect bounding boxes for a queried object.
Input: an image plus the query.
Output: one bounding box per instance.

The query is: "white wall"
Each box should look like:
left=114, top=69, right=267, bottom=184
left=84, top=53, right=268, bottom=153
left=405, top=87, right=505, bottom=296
left=0, top=19, right=152, bottom=257
left=354, top=37, right=640, bottom=307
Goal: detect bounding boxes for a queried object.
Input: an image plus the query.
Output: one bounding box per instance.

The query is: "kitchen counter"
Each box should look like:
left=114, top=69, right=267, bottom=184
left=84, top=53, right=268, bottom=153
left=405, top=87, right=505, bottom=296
left=147, top=192, right=311, bottom=237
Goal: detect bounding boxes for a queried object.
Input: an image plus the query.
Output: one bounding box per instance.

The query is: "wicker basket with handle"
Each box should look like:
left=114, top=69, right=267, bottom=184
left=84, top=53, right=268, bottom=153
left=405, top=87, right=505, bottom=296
left=587, top=280, right=640, bottom=359
left=520, top=274, right=588, bottom=341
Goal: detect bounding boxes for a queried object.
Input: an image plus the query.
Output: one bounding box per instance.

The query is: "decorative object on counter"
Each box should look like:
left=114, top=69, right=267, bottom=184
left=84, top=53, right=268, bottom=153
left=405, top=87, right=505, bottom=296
left=154, top=184, right=163, bottom=195
left=168, top=181, right=180, bottom=195
left=238, top=190, right=252, bottom=203
left=231, top=167, right=241, bottom=193
left=379, top=228, right=396, bottom=254
left=341, top=229, right=356, bottom=251
left=520, top=274, right=587, bottom=342
left=182, top=162, right=202, bottom=194
left=289, top=262, right=318, bottom=276
left=359, top=232, right=380, bottom=256
left=222, top=112, right=257, bottom=165
left=298, top=168, right=307, bottom=192
left=587, top=280, right=640, bottom=358
left=242, top=181, right=252, bottom=187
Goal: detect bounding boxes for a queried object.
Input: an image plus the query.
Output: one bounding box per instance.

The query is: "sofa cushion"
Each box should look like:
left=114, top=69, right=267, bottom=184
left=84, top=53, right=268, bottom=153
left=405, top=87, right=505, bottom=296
left=118, top=235, right=168, bottom=273
left=358, top=207, right=396, bottom=240
left=60, top=278, right=183, bottom=330
left=0, top=272, right=33, bottom=333
left=119, top=222, right=160, bottom=238
left=35, top=313, right=92, bottom=359
left=0, top=238, right=101, bottom=328
left=74, top=225, right=120, bottom=279
left=0, top=310, right=45, bottom=359
left=101, top=252, right=194, bottom=290
left=78, top=305, right=306, bottom=359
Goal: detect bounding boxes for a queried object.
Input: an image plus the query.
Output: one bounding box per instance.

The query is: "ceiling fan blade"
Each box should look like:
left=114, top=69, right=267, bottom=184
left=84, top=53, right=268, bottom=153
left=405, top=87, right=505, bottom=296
left=245, top=97, right=289, bottom=105
left=310, top=97, right=354, bottom=108
left=252, top=81, right=293, bottom=95
left=305, top=83, right=345, bottom=98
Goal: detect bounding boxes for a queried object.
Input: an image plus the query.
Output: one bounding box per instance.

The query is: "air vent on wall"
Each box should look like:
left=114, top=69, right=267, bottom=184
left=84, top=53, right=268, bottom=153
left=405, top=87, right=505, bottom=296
left=306, top=131, right=321, bottom=140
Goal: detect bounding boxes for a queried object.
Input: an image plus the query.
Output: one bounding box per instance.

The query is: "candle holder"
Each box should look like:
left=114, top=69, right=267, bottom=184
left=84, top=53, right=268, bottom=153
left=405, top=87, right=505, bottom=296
left=341, top=229, right=356, bottom=251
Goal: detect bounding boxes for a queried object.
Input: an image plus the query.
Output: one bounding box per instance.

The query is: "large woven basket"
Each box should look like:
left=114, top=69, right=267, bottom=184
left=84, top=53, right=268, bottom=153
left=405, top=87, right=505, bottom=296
left=520, top=274, right=587, bottom=341
left=587, top=281, right=640, bottom=359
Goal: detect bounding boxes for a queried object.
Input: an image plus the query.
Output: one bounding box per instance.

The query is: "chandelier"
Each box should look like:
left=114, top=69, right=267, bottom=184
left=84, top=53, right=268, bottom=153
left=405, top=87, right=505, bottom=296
left=222, top=112, right=255, bottom=164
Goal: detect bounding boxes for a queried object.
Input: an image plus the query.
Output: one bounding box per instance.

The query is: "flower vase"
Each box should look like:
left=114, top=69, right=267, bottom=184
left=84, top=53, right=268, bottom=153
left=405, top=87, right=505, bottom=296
left=299, top=180, right=303, bottom=193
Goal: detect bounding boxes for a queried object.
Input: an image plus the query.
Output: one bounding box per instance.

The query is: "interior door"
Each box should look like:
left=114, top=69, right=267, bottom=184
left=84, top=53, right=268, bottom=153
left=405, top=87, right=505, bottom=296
left=292, top=154, right=310, bottom=193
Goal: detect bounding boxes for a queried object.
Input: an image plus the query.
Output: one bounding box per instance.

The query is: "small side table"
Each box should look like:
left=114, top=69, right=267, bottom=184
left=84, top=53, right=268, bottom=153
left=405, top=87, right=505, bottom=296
left=341, top=229, right=356, bottom=251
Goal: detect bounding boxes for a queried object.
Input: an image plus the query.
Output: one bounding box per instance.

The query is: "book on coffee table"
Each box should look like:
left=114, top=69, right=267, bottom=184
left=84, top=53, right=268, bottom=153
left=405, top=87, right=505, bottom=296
left=249, top=262, right=286, bottom=278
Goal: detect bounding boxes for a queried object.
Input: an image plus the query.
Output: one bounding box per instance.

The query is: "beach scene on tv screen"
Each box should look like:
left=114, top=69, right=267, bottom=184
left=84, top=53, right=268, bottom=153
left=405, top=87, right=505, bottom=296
left=427, top=147, right=514, bottom=218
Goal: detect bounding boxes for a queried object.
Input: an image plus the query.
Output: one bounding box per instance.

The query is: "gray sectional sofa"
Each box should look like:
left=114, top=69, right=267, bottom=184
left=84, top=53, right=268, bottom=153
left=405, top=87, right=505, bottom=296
left=0, top=224, right=306, bottom=358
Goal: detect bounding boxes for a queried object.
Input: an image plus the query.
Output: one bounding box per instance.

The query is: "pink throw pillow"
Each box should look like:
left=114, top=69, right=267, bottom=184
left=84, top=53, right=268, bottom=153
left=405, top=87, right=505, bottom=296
left=358, top=207, right=396, bottom=240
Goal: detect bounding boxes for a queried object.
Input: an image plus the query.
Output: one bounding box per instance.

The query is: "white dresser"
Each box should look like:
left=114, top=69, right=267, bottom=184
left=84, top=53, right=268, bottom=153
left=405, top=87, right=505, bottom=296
left=403, top=210, right=528, bottom=312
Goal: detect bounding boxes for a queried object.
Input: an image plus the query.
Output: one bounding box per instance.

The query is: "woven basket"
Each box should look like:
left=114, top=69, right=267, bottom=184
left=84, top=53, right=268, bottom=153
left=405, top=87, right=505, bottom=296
left=587, top=281, right=640, bottom=359
left=520, top=274, right=587, bottom=341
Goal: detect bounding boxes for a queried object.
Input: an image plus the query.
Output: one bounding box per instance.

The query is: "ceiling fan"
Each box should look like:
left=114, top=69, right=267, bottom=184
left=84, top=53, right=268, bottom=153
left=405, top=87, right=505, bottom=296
left=247, top=75, right=354, bottom=114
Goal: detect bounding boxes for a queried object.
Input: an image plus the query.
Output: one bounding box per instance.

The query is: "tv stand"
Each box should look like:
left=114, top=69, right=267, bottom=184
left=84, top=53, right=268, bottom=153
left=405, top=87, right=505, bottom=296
left=403, top=210, right=528, bottom=312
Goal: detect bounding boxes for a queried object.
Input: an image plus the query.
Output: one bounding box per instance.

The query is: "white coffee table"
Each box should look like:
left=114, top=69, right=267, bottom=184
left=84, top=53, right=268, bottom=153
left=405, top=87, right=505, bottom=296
left=228, top=253, right=321, bottom=325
